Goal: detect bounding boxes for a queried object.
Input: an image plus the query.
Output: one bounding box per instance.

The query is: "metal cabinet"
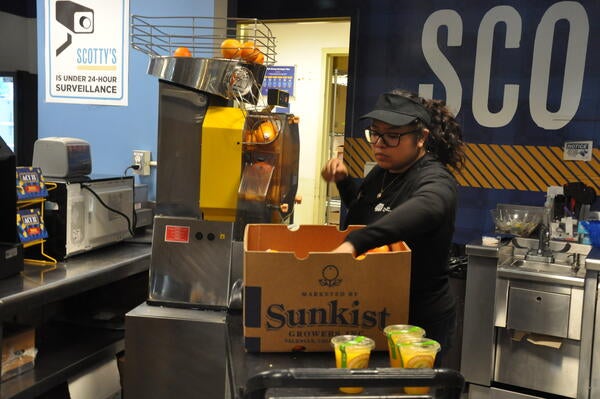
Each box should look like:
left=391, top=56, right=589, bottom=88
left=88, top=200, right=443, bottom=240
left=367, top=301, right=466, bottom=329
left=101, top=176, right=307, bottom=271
left=0, top=243, right=150, bottom=399
left=462, top=239, right=594, bottom=399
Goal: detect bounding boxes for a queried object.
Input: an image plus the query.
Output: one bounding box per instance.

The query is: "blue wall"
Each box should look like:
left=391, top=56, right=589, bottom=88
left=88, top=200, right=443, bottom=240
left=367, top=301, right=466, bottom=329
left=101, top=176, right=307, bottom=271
left=347, top=1, right=600, bottom=244
left=36, top=0, right=215, bottom=197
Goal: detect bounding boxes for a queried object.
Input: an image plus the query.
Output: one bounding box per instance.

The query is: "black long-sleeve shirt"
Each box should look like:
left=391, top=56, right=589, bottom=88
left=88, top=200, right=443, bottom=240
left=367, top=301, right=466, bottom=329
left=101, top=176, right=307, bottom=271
left=336, top=153, right=457, bottom=323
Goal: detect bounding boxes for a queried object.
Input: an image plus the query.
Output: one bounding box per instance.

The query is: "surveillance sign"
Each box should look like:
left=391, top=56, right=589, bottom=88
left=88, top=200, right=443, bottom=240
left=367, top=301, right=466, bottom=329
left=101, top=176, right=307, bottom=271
left=45, top=0, right=129, bottom=105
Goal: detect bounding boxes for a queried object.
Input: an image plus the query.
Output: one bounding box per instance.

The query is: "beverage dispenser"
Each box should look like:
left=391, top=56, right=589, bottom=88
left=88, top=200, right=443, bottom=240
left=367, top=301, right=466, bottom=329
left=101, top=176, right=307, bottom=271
left=130, top=16, right=300, bottom=310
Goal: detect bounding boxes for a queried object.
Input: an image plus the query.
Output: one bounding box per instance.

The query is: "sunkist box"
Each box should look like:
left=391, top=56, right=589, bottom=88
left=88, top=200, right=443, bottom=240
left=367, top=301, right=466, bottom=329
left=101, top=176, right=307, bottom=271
left=243, top=224, right=411, bottom=352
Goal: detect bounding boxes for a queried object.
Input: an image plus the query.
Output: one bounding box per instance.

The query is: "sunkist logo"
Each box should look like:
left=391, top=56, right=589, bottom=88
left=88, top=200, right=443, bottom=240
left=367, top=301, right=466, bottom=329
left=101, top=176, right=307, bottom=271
left=264, top=263, right=391, bottom=330
left=265, top=300, right=391, bottom=330
left=319, top=264, right=341, bottom=287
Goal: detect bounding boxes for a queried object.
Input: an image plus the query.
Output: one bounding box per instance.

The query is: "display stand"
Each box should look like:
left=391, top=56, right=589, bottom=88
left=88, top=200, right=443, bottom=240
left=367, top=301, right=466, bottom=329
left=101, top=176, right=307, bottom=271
left=16, top=182, right=57, bottom=268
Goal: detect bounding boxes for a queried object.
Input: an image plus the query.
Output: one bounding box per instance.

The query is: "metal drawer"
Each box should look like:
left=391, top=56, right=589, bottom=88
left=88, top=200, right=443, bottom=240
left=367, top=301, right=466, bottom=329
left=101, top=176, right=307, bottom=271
left=494, top=328, right=579, bottom=398
left=507, top=287, right=570, bottom=338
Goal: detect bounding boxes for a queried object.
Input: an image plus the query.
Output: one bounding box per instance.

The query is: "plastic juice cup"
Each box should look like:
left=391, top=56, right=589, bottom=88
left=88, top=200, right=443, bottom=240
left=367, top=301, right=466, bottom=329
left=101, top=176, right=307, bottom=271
left=398, top=338, right=441, bottom=395
left=331, top=335, right=376, bottom=394
left=383, top=325, right=425, bottom=367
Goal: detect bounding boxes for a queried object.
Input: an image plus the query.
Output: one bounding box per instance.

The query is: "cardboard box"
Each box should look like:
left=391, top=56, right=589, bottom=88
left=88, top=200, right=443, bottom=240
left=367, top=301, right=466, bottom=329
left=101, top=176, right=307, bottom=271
left=243, top=224, right=411, bottom=352
left=2, top=326, right=36, bottom=381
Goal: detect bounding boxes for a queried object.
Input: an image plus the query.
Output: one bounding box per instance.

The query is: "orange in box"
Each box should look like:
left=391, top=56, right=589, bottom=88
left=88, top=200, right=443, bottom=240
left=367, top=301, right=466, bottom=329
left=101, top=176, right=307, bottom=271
left=243, top=224, right=411, bottom=352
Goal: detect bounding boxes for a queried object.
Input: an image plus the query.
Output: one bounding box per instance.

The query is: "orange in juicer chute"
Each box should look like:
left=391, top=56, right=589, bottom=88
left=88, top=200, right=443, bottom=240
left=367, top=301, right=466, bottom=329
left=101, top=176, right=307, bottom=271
left=254, top=120, right=278, bottom=143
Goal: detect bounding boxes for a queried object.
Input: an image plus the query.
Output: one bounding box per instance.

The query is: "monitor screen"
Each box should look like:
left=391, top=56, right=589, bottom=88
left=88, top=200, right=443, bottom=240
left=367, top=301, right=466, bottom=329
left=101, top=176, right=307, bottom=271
left=0, top=75, right=15, bottom=153
left=0, top=71, right=37, bottom=166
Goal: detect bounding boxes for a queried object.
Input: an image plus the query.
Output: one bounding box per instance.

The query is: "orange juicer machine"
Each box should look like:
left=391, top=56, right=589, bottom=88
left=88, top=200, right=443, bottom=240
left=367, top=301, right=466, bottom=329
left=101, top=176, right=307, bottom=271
left=130, top=16, right=300, bottom=310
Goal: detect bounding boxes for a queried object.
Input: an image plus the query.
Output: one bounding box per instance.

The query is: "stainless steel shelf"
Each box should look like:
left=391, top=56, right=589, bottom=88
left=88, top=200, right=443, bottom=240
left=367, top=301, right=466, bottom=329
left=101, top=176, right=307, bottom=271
left=1, top=323, right=124, bottom=399
left=0, top=243, right=151, bottom=318
left=0, top=240, right=151, bottom=398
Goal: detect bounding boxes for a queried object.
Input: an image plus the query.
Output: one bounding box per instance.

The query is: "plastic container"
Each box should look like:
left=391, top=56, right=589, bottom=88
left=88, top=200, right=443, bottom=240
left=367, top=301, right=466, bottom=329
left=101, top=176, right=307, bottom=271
left=581, top=220, right=600, bottom=247
left=490, top=204, right=544, bottom=237
left=331, top=335, right=376, bottom=394
left=383, top=325, right=426, bottom=367
left=397, top=338, right=441, bottom=394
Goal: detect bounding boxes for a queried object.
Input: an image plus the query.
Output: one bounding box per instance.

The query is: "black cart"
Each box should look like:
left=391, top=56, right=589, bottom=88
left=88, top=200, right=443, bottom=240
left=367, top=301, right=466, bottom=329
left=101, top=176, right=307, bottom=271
left=244, top=367, right=465, bottom=398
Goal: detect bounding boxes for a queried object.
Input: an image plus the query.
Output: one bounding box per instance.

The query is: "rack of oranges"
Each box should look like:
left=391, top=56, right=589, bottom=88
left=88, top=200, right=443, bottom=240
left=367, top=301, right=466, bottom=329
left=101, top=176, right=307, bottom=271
left=220, top=39, right=265, bottom=64
left=130, top=15, right=276, bottom=65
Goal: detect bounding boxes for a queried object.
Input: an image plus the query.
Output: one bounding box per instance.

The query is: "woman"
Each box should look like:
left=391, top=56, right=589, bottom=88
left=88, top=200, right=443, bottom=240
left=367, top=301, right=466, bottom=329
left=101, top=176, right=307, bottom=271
left=321, top=89, right=465, bottom=365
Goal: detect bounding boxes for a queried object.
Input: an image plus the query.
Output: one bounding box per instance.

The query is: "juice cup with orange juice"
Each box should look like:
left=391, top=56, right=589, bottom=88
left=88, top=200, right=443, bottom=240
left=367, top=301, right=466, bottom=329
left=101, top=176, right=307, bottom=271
left=383, top=324, right=425, bottom=367
left=331, top=335, right=375, bottom=394
left=397, top=338, right=441, bottom=394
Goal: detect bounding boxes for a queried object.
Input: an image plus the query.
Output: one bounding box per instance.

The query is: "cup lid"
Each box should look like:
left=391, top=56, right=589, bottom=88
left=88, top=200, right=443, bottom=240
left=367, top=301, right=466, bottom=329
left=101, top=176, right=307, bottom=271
left=383, top=324, right=425, bottom=336
left=397, top=337, right=441, bottom=352
left=331, top=335, right=375, bottom=349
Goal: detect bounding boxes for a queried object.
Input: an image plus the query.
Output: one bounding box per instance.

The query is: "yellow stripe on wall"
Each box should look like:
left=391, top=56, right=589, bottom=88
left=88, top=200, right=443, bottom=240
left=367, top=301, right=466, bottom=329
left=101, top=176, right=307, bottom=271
left=344, top=139, right=600, bottom=193
left=344, top=138, right=372, bottom=177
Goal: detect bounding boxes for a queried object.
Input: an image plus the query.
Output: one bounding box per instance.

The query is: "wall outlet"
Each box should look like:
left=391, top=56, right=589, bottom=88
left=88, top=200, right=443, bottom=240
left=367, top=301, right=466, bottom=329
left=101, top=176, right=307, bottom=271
left=132, top=150, right=151, bottom=176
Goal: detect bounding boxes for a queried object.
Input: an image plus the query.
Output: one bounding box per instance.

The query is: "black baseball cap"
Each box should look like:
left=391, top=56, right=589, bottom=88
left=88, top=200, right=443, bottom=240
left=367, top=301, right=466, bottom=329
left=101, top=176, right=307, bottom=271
left=359, top=92, right=432, bottom=127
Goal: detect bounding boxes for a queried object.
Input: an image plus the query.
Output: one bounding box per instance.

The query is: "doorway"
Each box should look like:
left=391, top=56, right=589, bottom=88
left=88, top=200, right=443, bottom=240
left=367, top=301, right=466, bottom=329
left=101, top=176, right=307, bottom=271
left=320, top=54, right=348, bottom=226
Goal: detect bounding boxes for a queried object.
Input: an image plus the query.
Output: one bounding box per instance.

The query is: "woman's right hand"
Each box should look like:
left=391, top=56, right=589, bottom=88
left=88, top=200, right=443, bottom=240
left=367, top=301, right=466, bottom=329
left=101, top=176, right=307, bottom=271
left=321, top=158, right=348, bottom=182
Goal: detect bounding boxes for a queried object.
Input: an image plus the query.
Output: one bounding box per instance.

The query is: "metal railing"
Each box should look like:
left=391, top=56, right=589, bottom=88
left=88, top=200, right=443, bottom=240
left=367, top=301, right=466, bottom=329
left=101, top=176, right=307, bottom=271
left=130, top=15, right=277, bottom=65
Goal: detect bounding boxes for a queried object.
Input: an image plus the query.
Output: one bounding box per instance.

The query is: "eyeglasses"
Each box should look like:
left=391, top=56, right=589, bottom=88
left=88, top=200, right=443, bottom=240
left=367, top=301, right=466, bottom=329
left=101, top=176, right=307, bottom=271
left=364, top=128, right=420, bottom=147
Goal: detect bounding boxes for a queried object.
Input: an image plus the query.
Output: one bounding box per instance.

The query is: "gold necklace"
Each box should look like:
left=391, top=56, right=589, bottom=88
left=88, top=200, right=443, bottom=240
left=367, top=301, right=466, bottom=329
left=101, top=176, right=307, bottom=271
left=377, top=171, right=402, bottom=199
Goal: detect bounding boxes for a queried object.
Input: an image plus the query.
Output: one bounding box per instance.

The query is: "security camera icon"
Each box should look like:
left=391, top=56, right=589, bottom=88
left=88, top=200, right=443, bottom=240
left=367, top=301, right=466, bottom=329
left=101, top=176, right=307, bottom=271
left=55, top=1, right=94, bottom=56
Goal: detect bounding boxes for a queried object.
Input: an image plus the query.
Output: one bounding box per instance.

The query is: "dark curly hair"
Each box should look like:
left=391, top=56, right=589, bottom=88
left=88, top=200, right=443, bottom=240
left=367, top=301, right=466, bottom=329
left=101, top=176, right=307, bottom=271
left=390, top=89, right=465, bottom=170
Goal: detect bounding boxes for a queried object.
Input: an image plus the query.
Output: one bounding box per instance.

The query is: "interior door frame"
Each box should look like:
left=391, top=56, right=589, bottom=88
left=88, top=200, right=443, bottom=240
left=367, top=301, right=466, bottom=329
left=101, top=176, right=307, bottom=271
left=315, top=49, right=349, bottom=225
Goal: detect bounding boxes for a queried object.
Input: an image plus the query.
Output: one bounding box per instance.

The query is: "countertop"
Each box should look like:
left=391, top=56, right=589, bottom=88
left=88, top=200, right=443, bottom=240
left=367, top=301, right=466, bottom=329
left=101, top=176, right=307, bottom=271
left=585, top=247, right=600, bottom=271
left=0, top=240, right=152, bottom=318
